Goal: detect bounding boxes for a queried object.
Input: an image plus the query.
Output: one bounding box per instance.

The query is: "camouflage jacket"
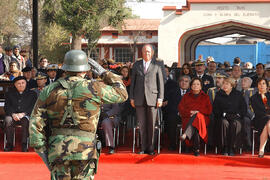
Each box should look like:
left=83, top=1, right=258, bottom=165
left=29, top=71, right=128, bottom=163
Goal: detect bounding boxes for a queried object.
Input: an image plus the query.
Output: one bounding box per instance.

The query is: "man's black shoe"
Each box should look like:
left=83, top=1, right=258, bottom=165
left=108, top=147, right=114, bottom=154
left=194, top=151, right=200, bottom=156
left=147, top=151, right=156, bottom=155
left=222, top=147, right=228, bottom=156
left=137, top=151, right=146, bottom=154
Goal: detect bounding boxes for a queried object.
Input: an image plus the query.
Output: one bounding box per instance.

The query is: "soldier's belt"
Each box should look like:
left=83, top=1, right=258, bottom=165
left=51, top=128, right=95, bottom=139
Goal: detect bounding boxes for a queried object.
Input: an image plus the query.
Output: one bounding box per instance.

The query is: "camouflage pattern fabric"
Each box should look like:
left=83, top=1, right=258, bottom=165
left=51, top=160, right=95, bottom=180
left=29, top=71, right=128, bottom=167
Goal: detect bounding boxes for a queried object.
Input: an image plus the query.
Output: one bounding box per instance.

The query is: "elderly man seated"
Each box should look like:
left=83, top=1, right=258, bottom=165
left=242, top=76, right=257, bottom=151
left=4, top=76, right=37, bottom=152
left=99, top=103, right=121, bottom=154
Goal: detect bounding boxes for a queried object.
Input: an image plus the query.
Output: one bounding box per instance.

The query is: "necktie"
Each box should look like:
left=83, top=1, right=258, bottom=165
left=144, top=64, right=147, bottom=74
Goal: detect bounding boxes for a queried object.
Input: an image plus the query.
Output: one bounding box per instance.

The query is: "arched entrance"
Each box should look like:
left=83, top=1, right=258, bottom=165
left=180, top=21, right=270, bottom=64
left=158, top=0, right=270, bottom=66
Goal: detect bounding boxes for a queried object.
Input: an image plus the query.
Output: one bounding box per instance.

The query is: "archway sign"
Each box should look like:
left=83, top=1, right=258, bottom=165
left=158, top=0, right=270, bottom=67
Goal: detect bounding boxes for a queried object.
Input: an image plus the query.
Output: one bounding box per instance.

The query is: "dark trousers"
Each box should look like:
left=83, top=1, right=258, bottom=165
left=166, top=113, right=180, bottom=148
left=185, top=115, right=200, bottom=151
left=135, top=104, right=157, bottom=152
left=243, top=116, right=252, bottom=147
left=221, top=118, right=242, bottom=149
left=4, top=116, right=29, bottom=148
left=101, top=117, right=119, bottom=148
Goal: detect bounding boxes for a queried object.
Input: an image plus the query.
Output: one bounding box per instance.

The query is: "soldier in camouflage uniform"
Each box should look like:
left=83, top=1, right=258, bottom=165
left=29, top=50, right=128, bottom=180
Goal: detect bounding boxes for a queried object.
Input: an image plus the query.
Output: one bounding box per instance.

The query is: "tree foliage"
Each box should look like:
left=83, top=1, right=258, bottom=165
left=41, top=0, right=132, bottom=50
left=38, top=22, right=70, bottom=63
left=0, top=0, right=22, bottom=47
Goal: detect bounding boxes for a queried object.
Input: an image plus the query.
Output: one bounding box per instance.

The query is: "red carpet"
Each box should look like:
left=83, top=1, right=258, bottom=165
left=1, top=130, right=270, bottom=179
left=0, top=151, right=270, bottom=180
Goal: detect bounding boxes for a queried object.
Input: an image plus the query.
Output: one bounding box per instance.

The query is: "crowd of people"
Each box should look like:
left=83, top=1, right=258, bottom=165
left=0, top=44, right=270, bottom=159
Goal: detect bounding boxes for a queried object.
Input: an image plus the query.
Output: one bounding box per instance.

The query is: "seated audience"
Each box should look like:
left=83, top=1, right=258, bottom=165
left=251, top=63, right=264, bottom=87
left=4, top=76, right=37, bottom=152
left=46, top=64, right=58, bottom=85
left=22, top=67, right=37, bottom=89
left=213, top=77, right=246, bottom=156
left=232, top=65, right=243, bottom=91
left=206, top=61, right=217, bottom=85
left=250, top=78, right=270, bottom=158
left=38, top=57, right=49, bottom=74
left=194, top=59, right=214, bottom=93
left=264, top=64, right=270, bottom=82
left=100, top=103, right=121, bottom=154
left=31, top=72, right=47, bottom=96
left=178, top=77, right=212, bottom=156
left=12, top=45, right=25, bottom=71
left=2, top=46, right=16, bottom=73
left=0, top=62, right=22, bottom=81
left=165, top=75, right=190, bottom=151
left=242, top=77, right=256, bottom=150
left=31, top=67, right=37, bottom=78
left=180, top=63, right=193, bottom=79
left=207, top=72, right=227, bottom=148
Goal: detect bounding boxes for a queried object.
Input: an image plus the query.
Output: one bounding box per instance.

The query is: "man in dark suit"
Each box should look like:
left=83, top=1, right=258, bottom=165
left=164, top=75, right=190, bottom=150
left=46, top=64, right=58, bottom=85
left=4, top=76, right=37, bottom=152
left=194, top=59, right=214, bottom=93
left=130, top=44, right=164, bottom=155
left=22, top=67, right=37, bottom=89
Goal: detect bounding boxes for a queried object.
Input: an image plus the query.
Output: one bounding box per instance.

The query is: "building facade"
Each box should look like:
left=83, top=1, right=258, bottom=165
left=82, top=19, right=159, bottom=62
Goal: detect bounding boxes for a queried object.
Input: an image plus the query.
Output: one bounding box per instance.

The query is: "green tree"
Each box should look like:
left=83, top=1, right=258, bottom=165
left=38, top=22, right=70, bottom=63
left=42, top=0, right=131, bottom=50
left=0, top=0, right=22, bottom=47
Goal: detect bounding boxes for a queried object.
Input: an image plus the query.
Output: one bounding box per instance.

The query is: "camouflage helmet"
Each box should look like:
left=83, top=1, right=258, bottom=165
left=61, top=50, right=90, bottom=72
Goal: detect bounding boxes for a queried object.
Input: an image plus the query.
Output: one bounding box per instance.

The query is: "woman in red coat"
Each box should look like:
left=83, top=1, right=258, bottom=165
left=178, top=77, right=212, bottom=156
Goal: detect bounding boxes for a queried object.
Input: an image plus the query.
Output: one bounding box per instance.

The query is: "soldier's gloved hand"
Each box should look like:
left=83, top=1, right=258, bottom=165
left=88, top=58, right=107, bottom=76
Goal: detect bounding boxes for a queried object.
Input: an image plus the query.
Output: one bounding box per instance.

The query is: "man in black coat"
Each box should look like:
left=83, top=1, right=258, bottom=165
left=164, top=75, right=190, bottom=150
left=251, top=63, right=264, bottom=88
left=22, top=67, right=37, bottom=89
left=4, top=76, right=37, bottom=152
left=194, top=59, right=214, bottom=93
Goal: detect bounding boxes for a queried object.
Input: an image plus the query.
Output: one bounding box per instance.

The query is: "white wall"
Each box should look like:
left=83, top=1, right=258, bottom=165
left=158, top=3, right=270, bottom=66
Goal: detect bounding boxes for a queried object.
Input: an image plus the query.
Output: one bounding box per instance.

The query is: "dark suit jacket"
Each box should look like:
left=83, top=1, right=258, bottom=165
left=4, top=88, right=37, bottom=116
left=130, top=59, right=164, bottom=106
left=167, top=87, right=189, bottom=114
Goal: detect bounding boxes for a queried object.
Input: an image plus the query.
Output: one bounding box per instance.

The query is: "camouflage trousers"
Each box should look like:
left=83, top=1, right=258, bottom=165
left=51, top=160, right=95, bottom=180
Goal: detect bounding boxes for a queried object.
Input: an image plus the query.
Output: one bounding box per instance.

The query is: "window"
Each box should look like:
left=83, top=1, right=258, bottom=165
left=114, top=48, right=132, bottom=62
left=146, top=32, right=153, bottom=39
left=82, top=48, right=100, bottom=60
left=89, top=48, right=100, bottom=60
left=112, top=33, right=118, bottom=39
